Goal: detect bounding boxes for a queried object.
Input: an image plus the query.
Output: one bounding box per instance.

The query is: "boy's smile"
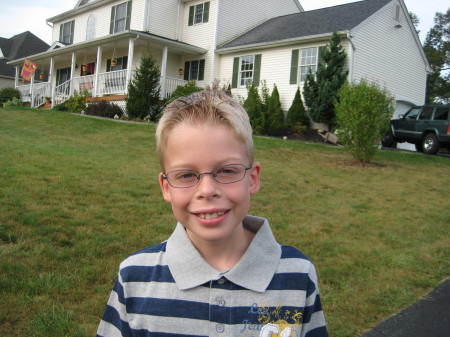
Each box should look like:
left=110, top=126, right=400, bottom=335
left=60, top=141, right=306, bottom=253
left=159, top=122, right=260, bottom=254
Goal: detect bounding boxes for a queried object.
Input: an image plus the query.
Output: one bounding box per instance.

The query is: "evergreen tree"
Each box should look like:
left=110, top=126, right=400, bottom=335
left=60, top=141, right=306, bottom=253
left=303, top=31, right=347, bottom=125
left=423, top=9, right=449, bottom=103
left=286, top=87, right=309, bottom=133
left=243, top=84, right=263, bottom=134
left=266, top=85, right=285, bottom=136
left=126, top=54, right=161, bottom=120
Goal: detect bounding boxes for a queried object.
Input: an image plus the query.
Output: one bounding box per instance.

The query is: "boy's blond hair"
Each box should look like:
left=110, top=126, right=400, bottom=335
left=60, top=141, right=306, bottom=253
left=156, top=88, right=254, bottom=170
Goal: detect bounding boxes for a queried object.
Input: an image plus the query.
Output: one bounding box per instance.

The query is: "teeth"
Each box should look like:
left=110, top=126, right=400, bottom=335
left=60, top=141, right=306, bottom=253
left=198, top=211, right=225, bottom=219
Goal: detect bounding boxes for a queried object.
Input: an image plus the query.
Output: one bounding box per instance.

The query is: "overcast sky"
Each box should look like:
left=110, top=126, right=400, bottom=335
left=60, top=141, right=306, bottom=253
left=0, top=0, right=448, bottom=45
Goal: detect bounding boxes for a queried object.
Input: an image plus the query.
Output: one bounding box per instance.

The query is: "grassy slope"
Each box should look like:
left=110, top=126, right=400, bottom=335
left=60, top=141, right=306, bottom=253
left=0, top=108, right=448, bottom=336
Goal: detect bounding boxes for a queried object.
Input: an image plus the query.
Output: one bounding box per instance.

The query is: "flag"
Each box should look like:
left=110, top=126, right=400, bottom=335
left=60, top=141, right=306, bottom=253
left=21, top=58, right=38, bottom=82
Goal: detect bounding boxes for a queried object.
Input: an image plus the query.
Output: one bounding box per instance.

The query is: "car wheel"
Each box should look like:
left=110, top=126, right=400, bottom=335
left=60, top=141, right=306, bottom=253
left=422, top=133, right=440, bottom=155
left=381, top=130, right=396, bottom=148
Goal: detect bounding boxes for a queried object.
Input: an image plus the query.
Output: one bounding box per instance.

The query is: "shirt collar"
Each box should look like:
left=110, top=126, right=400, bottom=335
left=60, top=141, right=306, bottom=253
left=166, top=215, right=281, bottom=293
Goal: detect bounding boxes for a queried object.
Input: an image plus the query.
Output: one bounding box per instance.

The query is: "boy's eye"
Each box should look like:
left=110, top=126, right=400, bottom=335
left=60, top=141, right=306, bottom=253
left=174, top=171, right=198, bottom=181
left=217, top=166, right=240, bottom=175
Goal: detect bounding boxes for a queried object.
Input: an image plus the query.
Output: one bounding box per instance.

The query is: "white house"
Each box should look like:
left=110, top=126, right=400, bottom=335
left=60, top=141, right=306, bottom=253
left=8, top=0, right=429, bottom=121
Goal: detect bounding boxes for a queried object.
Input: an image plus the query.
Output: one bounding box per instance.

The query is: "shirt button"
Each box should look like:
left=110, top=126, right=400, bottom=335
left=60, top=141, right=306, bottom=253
left=216, top=324, right=225, bottom=333
left=217, top=278, right=225, bottom=284
left=215, top=296, right=226, bottom=306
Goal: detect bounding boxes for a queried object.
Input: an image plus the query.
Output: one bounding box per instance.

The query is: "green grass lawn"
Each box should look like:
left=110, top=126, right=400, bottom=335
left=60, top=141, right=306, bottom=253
left=1, top=107, right=449, bottom=336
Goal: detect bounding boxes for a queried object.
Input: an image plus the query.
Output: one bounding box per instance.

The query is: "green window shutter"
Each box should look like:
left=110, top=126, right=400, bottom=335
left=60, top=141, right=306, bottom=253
left=188, top=6, right=194, bottom=26
left=231, top=57, right=239, bottom=88
left=318, top=46, right=327, bottom=65
left=106, top=59, right=111, bottom=72
left=184, top=61, right=190, bottom=81
left=198, top=59, right=205, bottom=81
left=253, top=54, right=261, bottom=87
left=125, top=1, right=132, bottom=30
left=110, top=6, right=116, bottom=34
left=290, top=49, right=299, bottom=84
left=203, top=2, right=210, bottom=23
left=59, top=24, right=63, bottom=42
left=70, top=21, right=74, bottom=44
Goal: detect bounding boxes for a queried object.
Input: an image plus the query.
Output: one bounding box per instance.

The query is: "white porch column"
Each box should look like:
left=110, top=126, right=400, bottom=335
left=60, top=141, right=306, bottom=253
left=49, top=57, right=55, bottom=108
left=160, top=46, right=168, bottom=99
left=30, top=74, right=35, bottom=108
left=125, top=37, right=137, bottom=93
left=94, top=45, right=102, bottom=97
left=70, top=52, right=76, bottom=95
left=14, top=67, right=19, bottom=88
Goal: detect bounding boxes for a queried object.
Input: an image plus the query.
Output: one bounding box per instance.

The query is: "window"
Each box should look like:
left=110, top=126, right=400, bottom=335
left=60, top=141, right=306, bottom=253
left=232, top=54, right=261, bottom=88
left=434, top=107, right=449, bottom=120
left=56, top=67, right=71, bottom=86
left=86, top=14, right=96, bottom=40
left=418, top=106, right=433, bottom=120
left=299, top=48, right=318, bottom=82
left=110, top=1, right=132, bottom=34
left=404, top=107, right=421, bottom=120
left=107, top=56, right=128, bottom=72
left=240, top=56, right=254, bottom=87
left=188, top=2, right=210, bottom=26
left=184, top=59, right=205, bottom=81
left=59, top=21, right=74, bottom=45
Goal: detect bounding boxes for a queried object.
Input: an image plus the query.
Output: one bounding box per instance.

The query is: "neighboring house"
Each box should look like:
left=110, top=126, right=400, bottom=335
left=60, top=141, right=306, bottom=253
left=0, top=32, right=49, bottom=89
left=8, top=0, right=429, bottom=123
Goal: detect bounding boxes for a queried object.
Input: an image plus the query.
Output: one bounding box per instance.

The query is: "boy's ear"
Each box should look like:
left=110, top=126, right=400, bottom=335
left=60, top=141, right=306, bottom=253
left=159, top=172, right=172, bottom=203
left=249, top=162, right=261, bottom=195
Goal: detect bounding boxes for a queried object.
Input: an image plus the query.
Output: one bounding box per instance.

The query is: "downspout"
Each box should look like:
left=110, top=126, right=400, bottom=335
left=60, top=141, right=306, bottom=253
left=209, top=0, right=220, bottom=86
left=346, top=32, right=355, bottom=82
left=176, top=0, right=181, bottom=40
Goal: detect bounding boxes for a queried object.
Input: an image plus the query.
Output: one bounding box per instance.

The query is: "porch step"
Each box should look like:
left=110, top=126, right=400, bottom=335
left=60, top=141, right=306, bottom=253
left=39, top=102, right=52, bottom=109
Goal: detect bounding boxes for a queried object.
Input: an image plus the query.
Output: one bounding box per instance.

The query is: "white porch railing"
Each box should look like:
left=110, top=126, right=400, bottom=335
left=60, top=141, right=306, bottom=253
left=164, top=77, right=187, bottom=98
left=32, top=83, right=51, bottom=108
left=17, top=84, right=32, bottom=103
left=54, top=80, right=72, bottom=106
left=97, top=70, right=128, bottom=96
left=19, top=72, right=188, bottom=108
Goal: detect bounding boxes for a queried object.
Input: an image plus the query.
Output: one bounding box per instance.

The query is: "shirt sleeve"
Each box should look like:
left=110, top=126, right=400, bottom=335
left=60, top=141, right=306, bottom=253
left=96, top=274, right=132, bottom=337
left=301, top=263, right=328, bottom=337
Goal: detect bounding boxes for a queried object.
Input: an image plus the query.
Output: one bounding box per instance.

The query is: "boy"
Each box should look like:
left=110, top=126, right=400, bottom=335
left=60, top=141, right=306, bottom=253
left=97, top=88, right=328, bottom=337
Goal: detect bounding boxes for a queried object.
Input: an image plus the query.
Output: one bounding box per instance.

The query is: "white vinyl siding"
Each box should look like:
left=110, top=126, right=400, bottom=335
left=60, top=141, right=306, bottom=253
left=144, top=0, right=178, bottom=39
left=350, top=0, right=427, bottom=106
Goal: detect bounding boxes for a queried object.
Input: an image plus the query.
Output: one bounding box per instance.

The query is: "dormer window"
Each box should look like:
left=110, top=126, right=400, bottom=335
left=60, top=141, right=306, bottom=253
left=110, top=1, right=132, bottom=34
left=188, top=2, right=210, bottom=26
left=59, top=20, right=74, bottom=45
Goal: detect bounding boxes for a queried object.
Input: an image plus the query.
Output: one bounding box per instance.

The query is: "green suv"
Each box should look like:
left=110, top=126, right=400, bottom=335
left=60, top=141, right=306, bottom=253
left=382, top=105, right=450, bottom=154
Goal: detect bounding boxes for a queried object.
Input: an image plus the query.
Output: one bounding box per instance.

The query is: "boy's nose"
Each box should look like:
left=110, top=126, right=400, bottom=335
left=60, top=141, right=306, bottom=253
left=195, top=173, right=220, bottom=198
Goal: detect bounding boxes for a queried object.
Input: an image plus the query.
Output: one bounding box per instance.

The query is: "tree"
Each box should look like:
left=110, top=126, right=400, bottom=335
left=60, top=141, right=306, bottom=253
left=423, top=9, right=450, bottom=103
left=335, top=80, right=395, bottom=163
left=409, top=11, right=420, bottom=35
left=266, top=84, right=285, bottom=136
left=303, top=31, right=347, bottom=125
left=243, top=84, right=263, bottom=134
left=286, top=87, right=309, bottom=133
left=126, top=54, right=161, bottom=120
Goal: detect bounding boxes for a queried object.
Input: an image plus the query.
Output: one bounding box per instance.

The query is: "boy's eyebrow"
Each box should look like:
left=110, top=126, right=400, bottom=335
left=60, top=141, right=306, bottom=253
left=165, top=159, right=250, bottom=172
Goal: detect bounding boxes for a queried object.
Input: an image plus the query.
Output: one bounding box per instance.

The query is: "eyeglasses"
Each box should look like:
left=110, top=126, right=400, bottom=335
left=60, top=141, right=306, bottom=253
left=162, top=164, right=252, bottom=188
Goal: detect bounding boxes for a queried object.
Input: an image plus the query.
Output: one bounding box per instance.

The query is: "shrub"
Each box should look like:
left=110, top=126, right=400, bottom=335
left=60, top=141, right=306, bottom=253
left=286, top=87, right=309, bottom=134
left=266, top=84, right=285, bottom=136
left=166, top=81, right=203, bottom=103
left=3, top=97, right=23, bottom=108
left=126, top=54, right=161, bottom=121
left=66, top=90, right=90, bottom=113
left=243, top=84, right=263, bottom=134
left=335, top=80, right=395, bottom=162
left=85, top=101, right=123, bottom=118
left=53, top=102, right=68, bottom=111
left=0, top=87, right=21, bottom=106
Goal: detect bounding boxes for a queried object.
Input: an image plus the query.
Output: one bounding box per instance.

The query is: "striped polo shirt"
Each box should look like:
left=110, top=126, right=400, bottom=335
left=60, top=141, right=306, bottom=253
left=96, top=215, right=328, bottom=337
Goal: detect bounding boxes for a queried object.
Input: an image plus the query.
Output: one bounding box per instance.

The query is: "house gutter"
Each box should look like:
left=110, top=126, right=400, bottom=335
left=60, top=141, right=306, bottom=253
left=346, top=32, right=355, bottom=82
left=216, top=31, right=349, bottom=54
left=210, top=0, right=220, bottom=86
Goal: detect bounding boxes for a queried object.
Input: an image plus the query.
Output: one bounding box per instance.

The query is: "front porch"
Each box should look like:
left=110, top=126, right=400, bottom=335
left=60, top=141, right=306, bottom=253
left=9, top=30, right=207, bottom=109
